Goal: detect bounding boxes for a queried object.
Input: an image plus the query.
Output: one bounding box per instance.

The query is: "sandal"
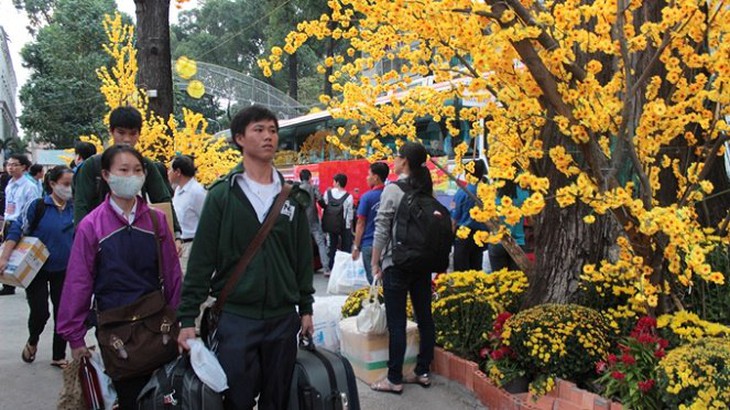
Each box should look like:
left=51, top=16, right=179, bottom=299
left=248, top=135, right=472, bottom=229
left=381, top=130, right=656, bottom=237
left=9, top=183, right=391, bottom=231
left=370, top=378, right=403, bottom=395
left=404, top=372, right=432, bottom=388
left=50, top=359, right=69, bottom=369
left=21, top=343, right=37, bottom=363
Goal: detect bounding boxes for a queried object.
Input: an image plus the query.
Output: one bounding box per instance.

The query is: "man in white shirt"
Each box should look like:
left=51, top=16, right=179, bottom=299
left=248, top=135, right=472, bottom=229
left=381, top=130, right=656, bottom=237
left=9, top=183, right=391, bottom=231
left=168, top=155, right=207, bottom=275
left=1, top=154, right=42, bottom=295
left=321, top=173, right=354, bottom=273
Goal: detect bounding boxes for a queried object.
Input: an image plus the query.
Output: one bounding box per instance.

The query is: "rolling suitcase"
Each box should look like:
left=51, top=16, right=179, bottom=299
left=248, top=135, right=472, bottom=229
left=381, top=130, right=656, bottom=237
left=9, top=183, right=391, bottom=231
left=289, top=338, right=360, bottom=410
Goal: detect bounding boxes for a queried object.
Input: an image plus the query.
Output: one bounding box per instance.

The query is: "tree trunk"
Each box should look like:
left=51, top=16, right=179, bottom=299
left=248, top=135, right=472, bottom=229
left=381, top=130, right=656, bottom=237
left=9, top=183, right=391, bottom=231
left=289, top=52, right=298, bottom=101
left=135, top=0, right=173, bottom=121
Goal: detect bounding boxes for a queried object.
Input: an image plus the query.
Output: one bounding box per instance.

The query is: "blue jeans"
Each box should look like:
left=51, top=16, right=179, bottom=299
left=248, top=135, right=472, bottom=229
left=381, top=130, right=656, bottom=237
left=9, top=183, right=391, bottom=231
left=382, top=266, right=435, bottom=384
left=361, top=246, right=373, bottom=284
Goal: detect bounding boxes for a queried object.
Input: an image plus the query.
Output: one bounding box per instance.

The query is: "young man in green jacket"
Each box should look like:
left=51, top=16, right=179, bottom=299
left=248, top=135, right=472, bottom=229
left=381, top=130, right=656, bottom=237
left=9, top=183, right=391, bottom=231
left=177, top=105, right=315, bottom=409
left=73, top=106, right=181, bottom=239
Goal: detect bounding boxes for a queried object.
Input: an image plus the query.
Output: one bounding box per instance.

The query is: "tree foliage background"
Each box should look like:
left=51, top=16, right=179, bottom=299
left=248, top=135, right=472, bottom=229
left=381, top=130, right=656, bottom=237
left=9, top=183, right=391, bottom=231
left=264, top=0, right=730, bottom=318
left=17, top=0, right=121, bottom=148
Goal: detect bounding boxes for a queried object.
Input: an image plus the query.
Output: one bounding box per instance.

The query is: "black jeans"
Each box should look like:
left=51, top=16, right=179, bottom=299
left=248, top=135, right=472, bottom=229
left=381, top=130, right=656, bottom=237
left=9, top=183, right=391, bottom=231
left=488, top=243, right=524, bottom=271
left=382, top=266, right=435, bottom=384
left=112, top=374, right=151, bottom=409
left=453, top=233, right=486, bottom=271
left=1, top=221, right=15, bottom=292
left=327, top=230, right=352, bottom=271
left=26, top=269, right=67, bottom=360
left=216, top=311, right=300, bottom=410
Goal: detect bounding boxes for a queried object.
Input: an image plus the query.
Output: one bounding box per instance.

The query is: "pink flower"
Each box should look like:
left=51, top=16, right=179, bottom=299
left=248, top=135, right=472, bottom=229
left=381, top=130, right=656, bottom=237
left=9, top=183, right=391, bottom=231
left=611, top=371, right=625, bottom=380
left=595, top=361, right=608, bottom=374
left=479, top=347, right=490, bottom=359
left=638, top=379, right=655, bottom=393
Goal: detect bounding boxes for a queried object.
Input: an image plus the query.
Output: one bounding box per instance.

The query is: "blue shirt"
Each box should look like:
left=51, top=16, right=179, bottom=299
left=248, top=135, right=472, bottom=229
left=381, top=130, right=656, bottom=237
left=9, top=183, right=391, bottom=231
left=356, top=186, right=384, bottom=248
left=7, top=195, right=74, bottom=272
left=495, top=187, right=530, bottom=246
left=451, top=184, right=487, bottom=231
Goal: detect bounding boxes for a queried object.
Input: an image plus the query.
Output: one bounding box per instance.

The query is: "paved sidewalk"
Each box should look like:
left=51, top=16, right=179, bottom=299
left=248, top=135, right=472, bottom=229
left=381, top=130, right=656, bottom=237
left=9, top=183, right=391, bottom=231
left=0, top=273, right=484, bottom=409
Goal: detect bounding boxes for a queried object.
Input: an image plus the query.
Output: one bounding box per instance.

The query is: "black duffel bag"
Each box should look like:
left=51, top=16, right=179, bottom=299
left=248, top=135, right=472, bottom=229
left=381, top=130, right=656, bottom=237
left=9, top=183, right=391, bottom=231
left=137, top=355, right=224, bottom=409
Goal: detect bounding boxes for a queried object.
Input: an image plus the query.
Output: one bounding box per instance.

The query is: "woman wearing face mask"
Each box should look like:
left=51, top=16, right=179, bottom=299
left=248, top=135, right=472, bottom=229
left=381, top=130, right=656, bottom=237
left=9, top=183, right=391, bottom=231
left=58, top=145, right=182, bottom=409
left=0, top=165, right=75, bottom=368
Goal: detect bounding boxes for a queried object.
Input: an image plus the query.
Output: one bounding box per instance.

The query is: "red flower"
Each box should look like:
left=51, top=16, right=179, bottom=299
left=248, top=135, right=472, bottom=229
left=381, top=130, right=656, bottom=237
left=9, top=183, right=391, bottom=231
left=607, top=354, right=617, bottom=366
left=621, top=353, right=636, bottom=365
left=611, top=371, right=625, bottom=380
left=491, top=349, right=504, bottom=361
left=658, top=339, right=669, bottom=349
left=638, top=379, right=655, bottom=393
left=595, top=361, right=608, bottom=374
left=637, top=333, right=656, bottom=344
left=654, top=349, right=665, bottom=359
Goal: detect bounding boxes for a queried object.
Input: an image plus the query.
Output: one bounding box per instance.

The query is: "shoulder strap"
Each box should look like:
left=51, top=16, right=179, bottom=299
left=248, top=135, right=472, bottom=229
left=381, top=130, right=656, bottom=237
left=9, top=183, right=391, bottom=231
left=214, top=183, right=293, bottom=314
left=149, top=209, right=164, bottom=285
left=28, top=197, right=47, bottom=234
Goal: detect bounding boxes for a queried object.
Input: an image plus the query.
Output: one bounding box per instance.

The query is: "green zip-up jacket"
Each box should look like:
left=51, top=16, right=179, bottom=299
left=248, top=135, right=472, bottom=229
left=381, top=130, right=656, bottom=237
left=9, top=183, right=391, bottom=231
left=177, top=164, right=315, bottom=327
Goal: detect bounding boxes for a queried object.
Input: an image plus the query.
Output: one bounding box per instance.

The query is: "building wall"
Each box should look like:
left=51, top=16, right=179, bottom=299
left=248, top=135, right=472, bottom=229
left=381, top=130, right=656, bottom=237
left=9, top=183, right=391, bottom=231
left=0, top=26, right=18, bottom=142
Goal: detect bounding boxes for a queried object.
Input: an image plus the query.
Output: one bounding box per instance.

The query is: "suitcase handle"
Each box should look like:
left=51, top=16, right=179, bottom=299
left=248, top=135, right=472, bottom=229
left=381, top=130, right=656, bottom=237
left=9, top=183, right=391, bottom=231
left=299, top=335, right=316, bottom=352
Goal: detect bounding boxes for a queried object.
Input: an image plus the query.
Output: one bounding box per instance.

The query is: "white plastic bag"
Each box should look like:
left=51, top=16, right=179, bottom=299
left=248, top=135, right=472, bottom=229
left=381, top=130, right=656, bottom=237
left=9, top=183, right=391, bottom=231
left=312, top=295, right=348, bottom=352
left=327, top=250, right=369, bottom=295
left=356, top=280, right=387, bottom=335
left=188, top=339, right=229, bottom=393
left=89, top=348, right=117, bottom=410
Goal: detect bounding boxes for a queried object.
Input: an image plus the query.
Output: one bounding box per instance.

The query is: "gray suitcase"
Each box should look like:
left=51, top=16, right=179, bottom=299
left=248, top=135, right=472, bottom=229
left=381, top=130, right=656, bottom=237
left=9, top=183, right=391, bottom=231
left=289, top=339, right=360, bottom=410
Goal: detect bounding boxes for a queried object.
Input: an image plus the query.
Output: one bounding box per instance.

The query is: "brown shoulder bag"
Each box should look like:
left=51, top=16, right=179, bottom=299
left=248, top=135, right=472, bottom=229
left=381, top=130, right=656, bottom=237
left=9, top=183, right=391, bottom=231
left=96, top=210, right=180, bottom=381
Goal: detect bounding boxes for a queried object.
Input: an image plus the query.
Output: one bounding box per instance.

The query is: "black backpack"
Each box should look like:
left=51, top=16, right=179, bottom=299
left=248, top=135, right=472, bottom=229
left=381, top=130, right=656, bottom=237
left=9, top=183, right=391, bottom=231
left=392, top=181, right=453, bottom=274
left=321, top=191, right=349, bottom=234
left=137, top=355, right=224, bottom=410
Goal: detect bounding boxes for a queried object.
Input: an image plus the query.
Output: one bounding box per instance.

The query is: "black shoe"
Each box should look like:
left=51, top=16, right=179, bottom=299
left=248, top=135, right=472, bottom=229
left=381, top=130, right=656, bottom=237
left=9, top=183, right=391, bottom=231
left=0, top=286, right=16, bottom=295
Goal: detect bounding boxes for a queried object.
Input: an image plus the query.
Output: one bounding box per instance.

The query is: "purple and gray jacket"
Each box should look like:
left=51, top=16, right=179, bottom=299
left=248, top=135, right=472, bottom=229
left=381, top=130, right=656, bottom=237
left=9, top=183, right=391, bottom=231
left=58, top=196, right=182, bottom=349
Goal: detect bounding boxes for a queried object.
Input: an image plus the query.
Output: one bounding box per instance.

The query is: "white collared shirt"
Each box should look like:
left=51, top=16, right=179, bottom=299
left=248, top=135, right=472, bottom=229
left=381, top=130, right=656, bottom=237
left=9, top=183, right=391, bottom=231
left=172, top=178, right=207, bottom=240
left=109, top=196, right=138, bottom=225
left=4, top=175, right=41, bottom=222
left=236, top=169, right=282, bottom=223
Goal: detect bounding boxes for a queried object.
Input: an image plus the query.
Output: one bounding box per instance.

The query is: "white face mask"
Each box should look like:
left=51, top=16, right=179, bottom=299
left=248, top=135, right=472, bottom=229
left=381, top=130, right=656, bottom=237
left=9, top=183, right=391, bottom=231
left=52, top=184, right=73, bottom=201
left=107, top=174, right=145, bottom=199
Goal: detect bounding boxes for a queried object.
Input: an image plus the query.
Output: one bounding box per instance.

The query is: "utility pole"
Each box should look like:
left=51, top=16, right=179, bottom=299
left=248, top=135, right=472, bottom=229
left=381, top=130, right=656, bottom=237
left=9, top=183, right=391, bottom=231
left=134, top=0, right=173, bottom=121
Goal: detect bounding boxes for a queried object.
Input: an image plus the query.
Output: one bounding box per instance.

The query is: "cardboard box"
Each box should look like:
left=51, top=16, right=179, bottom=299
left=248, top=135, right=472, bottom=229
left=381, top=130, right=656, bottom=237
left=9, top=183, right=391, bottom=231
left=0, top=237, right=49, bottom=288
left=339, top=316, right=419, bottom=384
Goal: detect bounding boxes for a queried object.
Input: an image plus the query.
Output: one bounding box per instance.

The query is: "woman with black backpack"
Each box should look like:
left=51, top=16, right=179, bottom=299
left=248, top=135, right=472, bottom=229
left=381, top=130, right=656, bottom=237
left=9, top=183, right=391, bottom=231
left=370, top=142, right=443, bottom=394
left=0, top=165, right=75, bottom=368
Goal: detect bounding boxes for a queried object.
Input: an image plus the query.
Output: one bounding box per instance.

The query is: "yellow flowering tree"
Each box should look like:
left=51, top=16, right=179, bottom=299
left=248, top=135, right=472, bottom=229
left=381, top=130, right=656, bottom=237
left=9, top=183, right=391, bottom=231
left=262, top=0, right=730, bottom=313
left=88, top=13, right=239, bottom=185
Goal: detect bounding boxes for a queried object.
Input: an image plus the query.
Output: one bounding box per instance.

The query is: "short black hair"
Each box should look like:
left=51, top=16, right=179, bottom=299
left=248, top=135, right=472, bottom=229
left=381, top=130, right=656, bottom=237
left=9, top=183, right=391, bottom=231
left=109, top=106, right=143, bottom=131
left=369, top=162, right=389, bottom=183
left=171, top=155, right=196, bottom=177
left=74, top=141, right=97, bottom=160
left=333, top=173, right=347, bottom=188
left=29, top=164, right=44, bottom=177
left=9, top=154, right=31, bottom=170
left=101, top=144, right=145, bottom=171
left=468, top=159, right=487, bottom=181
left=229, top=105, right=279, bottom=151
left=43, top=165, right=73, bottom=192
left=299, top=169, right=312, bottom=181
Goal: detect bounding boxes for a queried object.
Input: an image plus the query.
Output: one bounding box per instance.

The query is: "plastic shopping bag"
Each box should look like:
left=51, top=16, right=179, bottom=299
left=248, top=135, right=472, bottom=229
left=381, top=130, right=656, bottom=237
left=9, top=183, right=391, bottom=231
left=356, top=279, right=387, bottom=335
left=188, top=339, right=229, bottom=393
left=89, top=349, right=117, bottom=410
left=327, top=250, right=369, bottom=295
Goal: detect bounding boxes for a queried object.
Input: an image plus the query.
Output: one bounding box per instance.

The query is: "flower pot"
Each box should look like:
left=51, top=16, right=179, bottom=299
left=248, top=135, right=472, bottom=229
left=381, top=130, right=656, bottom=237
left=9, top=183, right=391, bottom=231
left=503, top=375, right=530, bottom=394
